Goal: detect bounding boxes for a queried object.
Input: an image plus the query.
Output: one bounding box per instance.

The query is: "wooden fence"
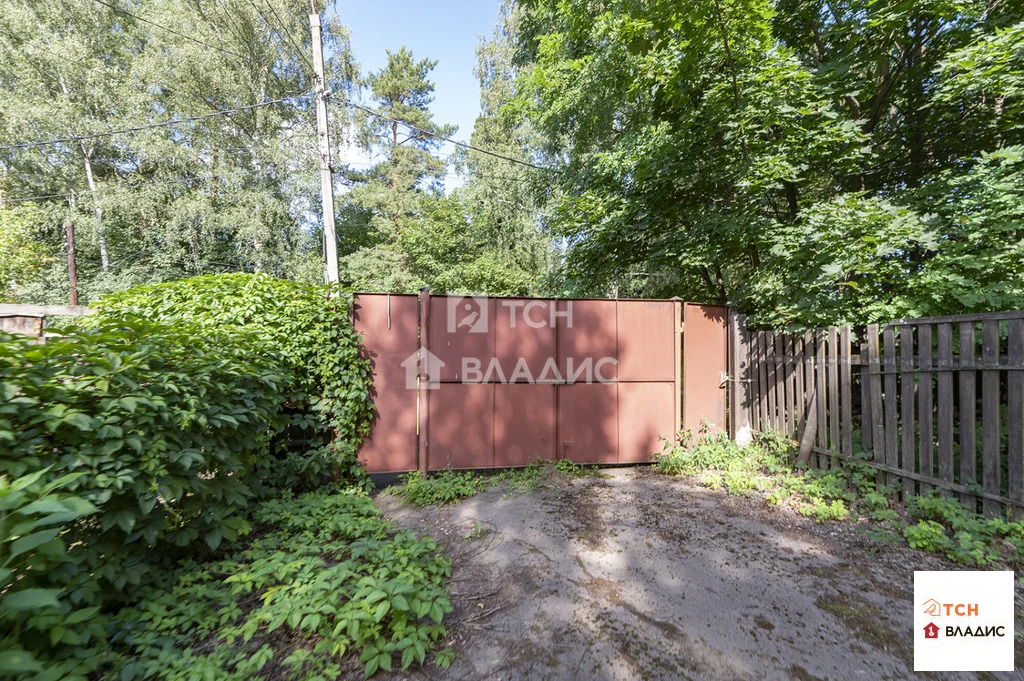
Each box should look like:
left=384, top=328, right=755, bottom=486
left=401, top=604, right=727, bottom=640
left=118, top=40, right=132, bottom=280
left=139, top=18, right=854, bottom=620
left=738, top=311, right=1024, bottom=518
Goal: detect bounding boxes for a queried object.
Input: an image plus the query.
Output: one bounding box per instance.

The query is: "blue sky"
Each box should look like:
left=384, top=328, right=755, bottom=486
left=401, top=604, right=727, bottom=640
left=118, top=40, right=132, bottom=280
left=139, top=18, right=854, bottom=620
left=328, top=1, right=504, bottom=188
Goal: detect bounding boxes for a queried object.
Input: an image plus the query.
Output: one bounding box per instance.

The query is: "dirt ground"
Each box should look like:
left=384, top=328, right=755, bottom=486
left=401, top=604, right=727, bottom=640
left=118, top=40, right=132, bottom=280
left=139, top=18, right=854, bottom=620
left=374, top=467, right=1024, bottom=681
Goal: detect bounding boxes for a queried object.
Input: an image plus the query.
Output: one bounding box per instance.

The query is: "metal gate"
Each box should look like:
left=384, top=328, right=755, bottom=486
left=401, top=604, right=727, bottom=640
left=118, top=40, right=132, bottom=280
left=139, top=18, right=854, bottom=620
left=352, top=291, right=727, bottom=474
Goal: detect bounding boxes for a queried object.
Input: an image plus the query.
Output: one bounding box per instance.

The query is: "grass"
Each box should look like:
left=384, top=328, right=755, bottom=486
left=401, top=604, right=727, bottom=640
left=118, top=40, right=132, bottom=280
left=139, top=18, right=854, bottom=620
left=388, top=469, right=486, bottom=507
left=654, top=427, right=1024, bottom=567
left=387, top=459, right=602, bottom=506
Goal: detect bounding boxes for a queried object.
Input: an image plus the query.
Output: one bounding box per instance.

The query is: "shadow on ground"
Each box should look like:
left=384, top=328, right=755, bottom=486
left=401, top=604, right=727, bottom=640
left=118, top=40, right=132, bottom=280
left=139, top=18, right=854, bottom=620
left=374, top=468, right=1023, bottom=681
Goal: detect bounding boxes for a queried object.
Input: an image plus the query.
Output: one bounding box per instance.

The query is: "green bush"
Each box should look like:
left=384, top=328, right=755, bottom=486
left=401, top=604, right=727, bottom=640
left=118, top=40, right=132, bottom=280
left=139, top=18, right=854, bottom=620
left=0, top=470, right=99, bottom=679
left=653, top=429, right=749, bottom=476
left=391, top=470, right=485, bottom=507
left=0, top=319, right=288, bottom=678
left=93, top=273, right=375, bottom=485
left=111, top=487, right=453, bottom=680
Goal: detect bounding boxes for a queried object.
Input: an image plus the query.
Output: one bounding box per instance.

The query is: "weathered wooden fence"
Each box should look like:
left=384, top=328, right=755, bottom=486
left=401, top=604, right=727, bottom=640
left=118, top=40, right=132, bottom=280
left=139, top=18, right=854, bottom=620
left=739, top=311, right=1024, bottom=518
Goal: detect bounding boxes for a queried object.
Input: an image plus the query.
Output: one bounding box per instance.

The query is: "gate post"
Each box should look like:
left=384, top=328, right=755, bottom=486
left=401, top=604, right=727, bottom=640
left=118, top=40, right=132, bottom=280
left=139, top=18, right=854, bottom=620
left=418, top=287, right=431, bottom=478
left=672, top=298, right=682, bottom=438
left=728, top=309, right=753, bottom=445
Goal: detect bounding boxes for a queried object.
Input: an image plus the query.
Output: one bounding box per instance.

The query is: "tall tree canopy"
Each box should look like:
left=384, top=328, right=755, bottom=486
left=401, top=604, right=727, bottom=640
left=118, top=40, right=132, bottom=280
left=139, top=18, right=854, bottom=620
left=509, top=0, right=1024, bottom=326
left=0, top=0, right=356, bottom=301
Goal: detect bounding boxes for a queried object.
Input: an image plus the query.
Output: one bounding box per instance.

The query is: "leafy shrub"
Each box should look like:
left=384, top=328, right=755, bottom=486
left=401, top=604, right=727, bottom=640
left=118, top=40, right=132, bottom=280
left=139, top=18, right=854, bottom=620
left=0, top=320, right=289, bottom=678
left=0, top=470, right=99, bottom=679
left=93, top=273, right=375, bottom=486
left=653, top=428, right=749, bottom=476
left=110, top=487, right=453, bottom=680
left=392, top=470, right=485, bottom=507
left=905, top=520, right=955, bottom=553
left=797, top=499, right=850, bottom=522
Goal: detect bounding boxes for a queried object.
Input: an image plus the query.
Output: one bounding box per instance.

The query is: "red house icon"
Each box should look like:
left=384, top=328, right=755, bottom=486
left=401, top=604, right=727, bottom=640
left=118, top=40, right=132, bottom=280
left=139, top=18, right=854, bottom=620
left=924, top=622, right=939, bottom=639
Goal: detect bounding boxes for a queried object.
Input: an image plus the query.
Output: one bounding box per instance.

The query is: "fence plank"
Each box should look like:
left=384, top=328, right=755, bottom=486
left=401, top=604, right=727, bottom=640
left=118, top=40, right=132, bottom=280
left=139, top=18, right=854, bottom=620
left=749, top=331, right=760, bottom=432
left=785, top=334, right=797, bottom=438
left=867, top=325, right=884, bottom=484
left=803, top=330, right=815, bottom=461
left=1009, top=319, right=1024, bottom=520
left=899, top=325, right=916, bottom=498
left=815, top=330, right=827, bottom=468
left=828, top=327, right=840, bottom=467
left=861, top=338, right=873, bottom=451
left=937, top=323, right=955, bottom=495
left=840, top=326, right=853, bottom=460
left=770, top=331, right=774, bottom=432
left=794, top=333, right=805, bottom=434
left=959, top=322, right=977, bottom=507
left=883, top=325, right=899, bottom=487
left=918, top=324, right=934, bottom=492
left=758, top=331, right=769, bottom=430
left=982, top=320, right=1001, bottom=517
left=775, top=334, right=788, bottom=436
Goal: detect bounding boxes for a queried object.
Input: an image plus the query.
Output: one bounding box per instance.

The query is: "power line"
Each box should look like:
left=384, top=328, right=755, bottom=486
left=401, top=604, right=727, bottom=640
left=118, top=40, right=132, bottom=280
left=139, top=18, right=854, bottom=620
left=0, top=94, right=310, bottom=150
left=255, top=0, right=315, bottom=75
left=88, top=0, right=250, bottom=62
left=334, top=99, right=548, bottom=171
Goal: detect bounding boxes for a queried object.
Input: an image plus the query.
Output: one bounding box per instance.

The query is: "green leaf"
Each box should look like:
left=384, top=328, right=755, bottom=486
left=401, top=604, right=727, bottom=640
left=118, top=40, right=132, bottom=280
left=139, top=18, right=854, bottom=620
left=0, top=649, right=42, bottom=673
left=1, top=588, right=62, bottom=611
left=9, top=528, right=61, bottom=559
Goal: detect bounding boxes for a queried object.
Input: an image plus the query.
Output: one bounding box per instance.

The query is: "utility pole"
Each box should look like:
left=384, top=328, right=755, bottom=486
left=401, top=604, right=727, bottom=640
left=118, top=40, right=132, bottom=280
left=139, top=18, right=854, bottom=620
left=309, top=11, right=339, bottom=284
left=64, top=218, right=79, bottom=306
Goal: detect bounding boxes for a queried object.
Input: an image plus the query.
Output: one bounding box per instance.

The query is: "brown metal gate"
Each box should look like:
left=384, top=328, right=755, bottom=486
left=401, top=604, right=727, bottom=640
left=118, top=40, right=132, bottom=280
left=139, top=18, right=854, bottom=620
left=352, top=292, right=727, bottom=473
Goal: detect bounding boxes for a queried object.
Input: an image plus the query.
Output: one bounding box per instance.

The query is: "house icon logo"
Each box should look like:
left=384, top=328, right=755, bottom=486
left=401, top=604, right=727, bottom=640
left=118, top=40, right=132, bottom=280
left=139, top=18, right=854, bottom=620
left=923, top=598, right=942, bottom=617
left=923, top=622, right=940, bottom=639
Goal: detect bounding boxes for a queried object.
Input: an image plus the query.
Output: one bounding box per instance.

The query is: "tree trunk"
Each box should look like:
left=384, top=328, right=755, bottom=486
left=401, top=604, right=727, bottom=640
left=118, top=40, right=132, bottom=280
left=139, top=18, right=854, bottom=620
left=80, top=146, right=109, bottom=270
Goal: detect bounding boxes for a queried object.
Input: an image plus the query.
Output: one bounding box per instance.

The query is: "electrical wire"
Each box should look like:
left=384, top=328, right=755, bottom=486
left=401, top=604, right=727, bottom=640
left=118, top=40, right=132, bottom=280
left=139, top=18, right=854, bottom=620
left=334, top=99, right=548, bottom=171
left=257, top=0, right=315, bottom=75
left=0, top=94, right=310, bottom=150
left=88, top=0, right=250, bottom=61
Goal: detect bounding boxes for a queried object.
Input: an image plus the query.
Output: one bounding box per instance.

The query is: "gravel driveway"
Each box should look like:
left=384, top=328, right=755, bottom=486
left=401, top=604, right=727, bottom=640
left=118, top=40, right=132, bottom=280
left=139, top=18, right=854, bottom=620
left=375, top=467, right=1023, bottom=681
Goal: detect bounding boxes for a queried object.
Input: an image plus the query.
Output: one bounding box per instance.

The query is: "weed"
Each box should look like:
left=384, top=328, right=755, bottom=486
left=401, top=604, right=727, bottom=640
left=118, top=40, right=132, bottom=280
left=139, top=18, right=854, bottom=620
left=493, top=458, right=599, bottom=493
left=464, top=521, right=488, bottom=541
left=797, top=498, right=850, bottom=522
left=392, top=469, right=485, bottom=507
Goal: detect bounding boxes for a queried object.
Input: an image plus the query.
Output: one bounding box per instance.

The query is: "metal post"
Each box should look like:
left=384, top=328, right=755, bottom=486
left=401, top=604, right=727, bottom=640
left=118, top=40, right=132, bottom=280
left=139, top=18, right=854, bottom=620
left=417, top=287, right=431, bottom=478
left=309, top=12, right=339, bottom=284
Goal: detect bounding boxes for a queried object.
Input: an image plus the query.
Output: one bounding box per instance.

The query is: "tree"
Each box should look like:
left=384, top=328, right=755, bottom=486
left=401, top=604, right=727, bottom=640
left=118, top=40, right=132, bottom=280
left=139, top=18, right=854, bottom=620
left=337, top=47, right=456, bottom=290
left=509, top=0, right=1024, bottom=326
left=0, top=0, right=357, bottom=301
left=0, top=204, right=53, bottom=302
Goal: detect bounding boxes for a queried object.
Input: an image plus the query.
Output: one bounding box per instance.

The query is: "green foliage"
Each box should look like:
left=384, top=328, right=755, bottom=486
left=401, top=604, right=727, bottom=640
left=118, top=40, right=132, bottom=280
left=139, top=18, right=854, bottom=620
left=464, top=521, right=488, bottom=541
left=0, top=470, right=99, bottom=680
left=391, top=470, right=485, bottom=508
left=0, top=0, right=356, bottom=295
left=0, top=205, right=53, bottom=303
left=110, top=487, right=453, bottom=680
left=92, top=273, right=375, bottom=487
left=0, top=318, right=288, bottom=678
left=493, top=458, right=600, bottom=493
left=510, top=0, right=1024, bottom=324
left=797, top=499, right=850, bottom=522
left=905, top=520, right=955, bottom=554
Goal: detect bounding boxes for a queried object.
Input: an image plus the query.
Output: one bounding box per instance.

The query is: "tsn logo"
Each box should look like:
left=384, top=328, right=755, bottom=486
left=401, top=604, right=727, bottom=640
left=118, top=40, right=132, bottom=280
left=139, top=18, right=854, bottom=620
left=922, top=598, right=979, bottom=617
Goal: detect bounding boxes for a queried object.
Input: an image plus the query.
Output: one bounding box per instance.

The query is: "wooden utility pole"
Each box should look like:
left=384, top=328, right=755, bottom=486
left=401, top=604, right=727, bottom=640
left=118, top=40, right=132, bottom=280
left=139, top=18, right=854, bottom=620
left=309, top=11, right=339, bottom=284
left=64, top=218, right=79, bottom=306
